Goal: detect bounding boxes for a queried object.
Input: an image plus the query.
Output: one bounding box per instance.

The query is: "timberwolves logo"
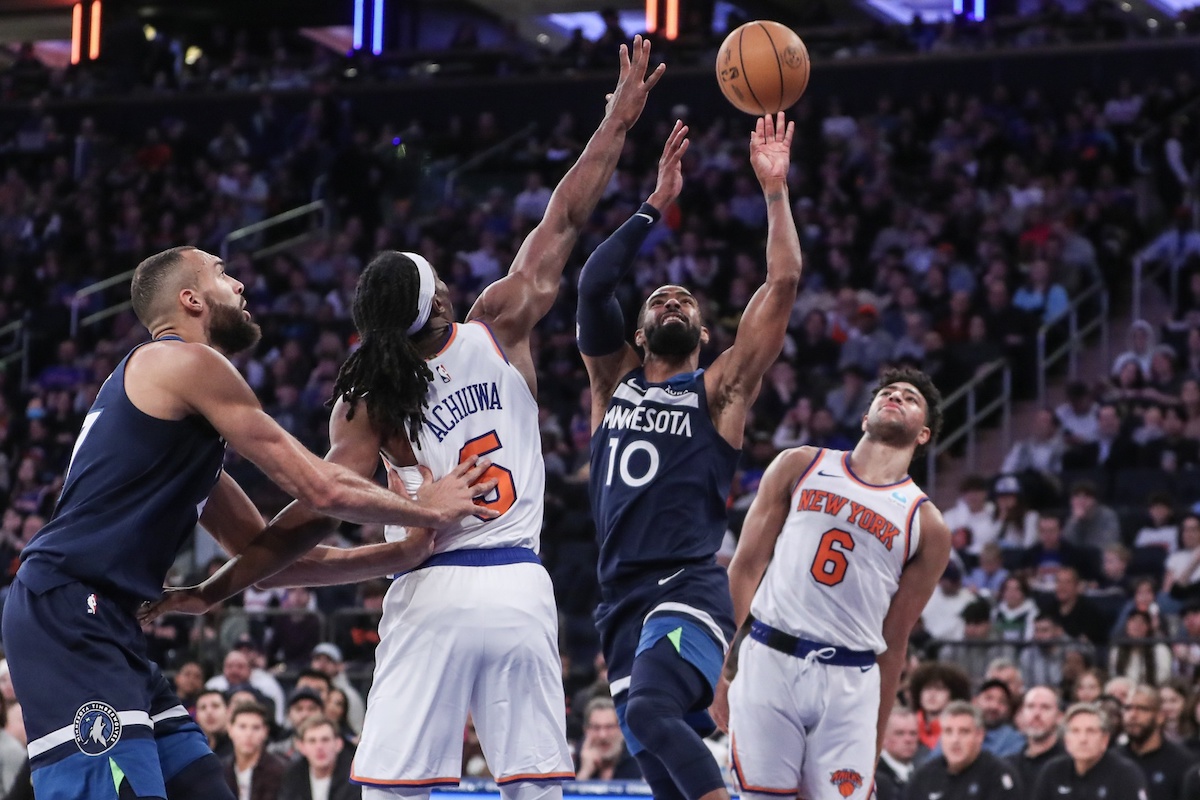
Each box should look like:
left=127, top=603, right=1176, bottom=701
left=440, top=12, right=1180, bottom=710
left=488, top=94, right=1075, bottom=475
left=829, top=769, right=863, bottom=797
left=73, top=702, right=121, bottom=756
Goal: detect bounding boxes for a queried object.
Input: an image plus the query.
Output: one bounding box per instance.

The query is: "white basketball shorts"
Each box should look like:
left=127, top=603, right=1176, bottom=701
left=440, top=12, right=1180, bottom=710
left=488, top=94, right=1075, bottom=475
left=729, top=637, right=880, bottom=800
left=350, top=561, right=574, bottom=790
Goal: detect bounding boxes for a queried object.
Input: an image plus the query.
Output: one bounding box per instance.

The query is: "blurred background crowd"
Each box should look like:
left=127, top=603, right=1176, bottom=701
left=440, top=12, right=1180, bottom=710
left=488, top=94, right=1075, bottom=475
left=2, top=0, right=1200, bottom=797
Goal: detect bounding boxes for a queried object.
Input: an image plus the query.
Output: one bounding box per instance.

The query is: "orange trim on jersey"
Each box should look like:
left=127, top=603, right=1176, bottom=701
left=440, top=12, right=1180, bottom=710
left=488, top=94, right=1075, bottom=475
left=431, top=323, right=458, bottom=359
left=790, top=448, right=825, bottom=497
left=495, top=772, right=576, bottom=784
left=469, top=319, right=510, bottom=363
left=904, top=496, right=928, bottom=564
left=349, top=771, right=461, bottom=787
left=730, top=735, right=798, bottom=797
left=841, top=452, right=913, bottom=491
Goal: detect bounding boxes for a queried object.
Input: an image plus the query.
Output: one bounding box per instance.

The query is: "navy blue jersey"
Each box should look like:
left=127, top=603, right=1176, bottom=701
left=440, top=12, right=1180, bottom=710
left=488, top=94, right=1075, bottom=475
left=589, top=368, right=739, bottom=586
left=20, top=338, right=225, bottom=602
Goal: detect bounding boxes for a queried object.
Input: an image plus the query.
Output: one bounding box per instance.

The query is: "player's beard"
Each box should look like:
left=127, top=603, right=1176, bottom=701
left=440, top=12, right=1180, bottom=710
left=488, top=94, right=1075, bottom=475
left=207, top=296, right=262, bottom=354
left=865, top=410, right=916, bottom=447
left=645, top=319, right=701, bottom=357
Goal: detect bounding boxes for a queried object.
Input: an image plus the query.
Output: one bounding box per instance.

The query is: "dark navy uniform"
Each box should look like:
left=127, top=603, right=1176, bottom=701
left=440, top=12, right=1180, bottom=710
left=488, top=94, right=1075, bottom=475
left=2, top=337, right=226, bottom=799
left=589, top=368, right=739, bottom=750
left=1032, top=752, right=1149, bottom=800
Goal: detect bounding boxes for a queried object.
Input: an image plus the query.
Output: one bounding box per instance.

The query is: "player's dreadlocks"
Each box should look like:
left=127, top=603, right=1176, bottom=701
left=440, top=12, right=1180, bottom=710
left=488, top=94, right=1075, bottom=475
left=330, top=251, right=435, bottom=444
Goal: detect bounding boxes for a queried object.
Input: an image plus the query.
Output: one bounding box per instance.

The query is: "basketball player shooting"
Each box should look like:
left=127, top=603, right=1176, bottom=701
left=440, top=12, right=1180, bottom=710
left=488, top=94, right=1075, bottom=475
left=145, top=35, right=668, bottom=800
left=578, top=111, right=802, bottom=800
left=712, top=368, right=952, bottom=800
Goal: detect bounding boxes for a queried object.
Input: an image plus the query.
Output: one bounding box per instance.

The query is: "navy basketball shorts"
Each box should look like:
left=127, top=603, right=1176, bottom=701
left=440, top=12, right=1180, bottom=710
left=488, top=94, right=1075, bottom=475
left=2, top=576, right=212, bottom=800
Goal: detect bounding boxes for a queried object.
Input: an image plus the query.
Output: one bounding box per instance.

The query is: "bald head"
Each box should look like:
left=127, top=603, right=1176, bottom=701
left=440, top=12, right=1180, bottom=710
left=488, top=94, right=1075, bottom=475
left=131, top=246, right=201, bottom=328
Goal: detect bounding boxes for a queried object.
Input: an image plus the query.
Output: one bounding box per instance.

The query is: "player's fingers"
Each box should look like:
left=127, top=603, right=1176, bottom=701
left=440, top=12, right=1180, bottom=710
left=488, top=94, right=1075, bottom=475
left=617, top=43, right=629, bottom=71
left=451, top=454, right=480, bottom=476
left=675, top=137, right=690, bottom=159
left=459, top=458, right=494, bottom=486
left=472, top=477, right=499, bottom=498
left=643, top=61, right=665, bottom=90
left=764, top=112, right=775, bottom=141
left=784, top=120, right=795, bottom=148
left=775, top=111, right=786, bottom=140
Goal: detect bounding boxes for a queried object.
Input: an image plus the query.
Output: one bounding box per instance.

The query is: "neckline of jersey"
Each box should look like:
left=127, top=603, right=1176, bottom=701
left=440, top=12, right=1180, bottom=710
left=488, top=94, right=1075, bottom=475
left=841, top=451, right=913, bottom=489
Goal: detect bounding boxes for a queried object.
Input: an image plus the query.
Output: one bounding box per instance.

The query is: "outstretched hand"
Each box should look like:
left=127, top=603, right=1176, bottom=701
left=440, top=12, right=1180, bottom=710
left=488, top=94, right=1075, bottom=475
left=604, top=35, right=666, bottom=131
left=749, top=112, right=794, bottom=188
left=648, top=120, right=689, bottom=212
left=139, top=586, right=212, bottom=626
left=418, top=455, right=500, bottom=526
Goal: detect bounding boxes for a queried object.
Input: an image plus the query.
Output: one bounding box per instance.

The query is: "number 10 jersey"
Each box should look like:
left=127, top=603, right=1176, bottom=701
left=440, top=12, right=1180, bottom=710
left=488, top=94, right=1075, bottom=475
left=589, top=368, right=740, bottom=587
left=751, top=448, right=929, bottom=654
left=385, top=321, right=544, bottom=554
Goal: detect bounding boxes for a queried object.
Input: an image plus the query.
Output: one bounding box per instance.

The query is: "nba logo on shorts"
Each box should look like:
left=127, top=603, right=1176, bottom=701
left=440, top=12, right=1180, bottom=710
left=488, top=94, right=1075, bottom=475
left=73, top=701, right=121, bottom=756
left=829, top=769, right=863, bottom=797
left=86, top=593, right=97, bottom=615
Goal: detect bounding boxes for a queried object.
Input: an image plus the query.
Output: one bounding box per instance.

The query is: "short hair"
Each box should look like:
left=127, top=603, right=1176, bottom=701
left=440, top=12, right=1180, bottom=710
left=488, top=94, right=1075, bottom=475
left=131, top=246, right=196, bottom=327
left=985, top=657, right=1019, bottom=676
left=871, top=367, right=944, bottom=458
left=196, top=688, right=227, bottom=706
left=961, top=599, right=992, bottom=625
left=1128, top=684, right=1161, bottom=710
left=584, top=696, right=616, bottom=724
left=229, top=702, right=270, bottom=728
left=889, top=704, right=916, bottom=719
left=295, top=669, right=333, bottom=690
left=296, top=715, right=338, bottom=740
left=940, top=700, right=983, bottom=729
left=1070, top=480, right=1099, bottom=499
left=1064, top=702, right=1111, bottom=734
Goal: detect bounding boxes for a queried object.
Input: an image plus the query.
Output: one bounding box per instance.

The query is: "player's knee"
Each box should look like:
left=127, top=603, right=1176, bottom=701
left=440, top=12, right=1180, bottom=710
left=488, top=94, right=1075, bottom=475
left=163, top=753, right=234, bottom=800
left=624, top=692, right=677, bottom=748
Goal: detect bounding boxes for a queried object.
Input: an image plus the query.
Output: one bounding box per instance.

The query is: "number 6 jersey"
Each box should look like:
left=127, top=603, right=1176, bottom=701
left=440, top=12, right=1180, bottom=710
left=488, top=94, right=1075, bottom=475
left=751, top=447, right=929, bottom=654
left=384, top=321, right=544, bottom=553
left=590, top=368, right=740, bottom=586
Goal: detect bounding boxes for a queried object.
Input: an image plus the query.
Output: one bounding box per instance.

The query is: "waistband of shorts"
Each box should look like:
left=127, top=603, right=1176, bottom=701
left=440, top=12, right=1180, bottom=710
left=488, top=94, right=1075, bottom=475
left=396, top=546, right=540, bottom=576
left=16, top=561, right=145, bottom=615
left=750, top=620, right=876, bottom=667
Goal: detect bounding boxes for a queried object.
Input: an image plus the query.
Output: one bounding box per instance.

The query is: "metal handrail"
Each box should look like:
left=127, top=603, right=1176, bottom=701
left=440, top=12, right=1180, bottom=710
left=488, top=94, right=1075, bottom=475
left=220, top=199, right=329, bottom=262
left=1036, top=282, right=1110, bottom=404
left=0, top=315, right=31, bottom=387
left=443, top=121, right=537, bottom=202
left=70, top=269, right=136, bottom=337
left=925, top=358, right=1011, bottom=498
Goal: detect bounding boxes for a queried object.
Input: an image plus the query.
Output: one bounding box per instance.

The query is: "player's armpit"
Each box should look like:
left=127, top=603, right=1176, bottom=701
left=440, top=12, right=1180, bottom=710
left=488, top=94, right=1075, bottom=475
left=726, top=446, right=819, bottom=627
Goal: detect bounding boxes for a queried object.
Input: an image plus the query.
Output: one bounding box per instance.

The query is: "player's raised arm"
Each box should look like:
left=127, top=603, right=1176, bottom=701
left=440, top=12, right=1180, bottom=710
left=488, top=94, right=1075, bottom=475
left=707, top=113, right=803, bottom=440
left=578, top=122, right=689, bottom=430
left=166, top=344, right=495, bottom=528
left=467, top=35, right=664, bottom=354
left=875, top=501, right=951, bottom=760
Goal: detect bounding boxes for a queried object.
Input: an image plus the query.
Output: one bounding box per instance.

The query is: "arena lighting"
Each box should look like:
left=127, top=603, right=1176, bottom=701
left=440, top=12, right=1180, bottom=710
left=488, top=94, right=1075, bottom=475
left=372, top=0, right=383, bottom=54
left=974, top=0, right=985, bottom=19
left=70, top=2, right=81, bottom=65
left=353, top=0, right=364, bottom=51
left=645, top=0, right=657, bottom=32
left=89, top=0, right=101, bottom=60
left=664, top=0, right=678, bottom=39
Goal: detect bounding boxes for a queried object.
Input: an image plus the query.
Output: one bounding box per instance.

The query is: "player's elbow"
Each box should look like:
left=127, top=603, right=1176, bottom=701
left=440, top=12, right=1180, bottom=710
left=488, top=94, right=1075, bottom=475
left=300, top=470, right=343, bottom=517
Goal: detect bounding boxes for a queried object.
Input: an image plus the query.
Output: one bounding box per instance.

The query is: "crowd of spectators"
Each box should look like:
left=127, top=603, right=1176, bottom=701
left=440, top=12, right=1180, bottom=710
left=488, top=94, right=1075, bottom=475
left=1, top=19, right=1200, bottom=797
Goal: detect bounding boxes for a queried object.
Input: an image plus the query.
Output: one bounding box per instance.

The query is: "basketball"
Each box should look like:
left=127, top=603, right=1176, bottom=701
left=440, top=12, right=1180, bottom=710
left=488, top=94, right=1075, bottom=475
left=715, top=21, right=810, bottom=116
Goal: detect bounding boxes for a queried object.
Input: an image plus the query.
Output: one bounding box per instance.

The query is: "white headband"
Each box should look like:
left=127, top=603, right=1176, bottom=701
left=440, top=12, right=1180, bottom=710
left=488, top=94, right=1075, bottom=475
left=403, top=252, right=436, bottom=336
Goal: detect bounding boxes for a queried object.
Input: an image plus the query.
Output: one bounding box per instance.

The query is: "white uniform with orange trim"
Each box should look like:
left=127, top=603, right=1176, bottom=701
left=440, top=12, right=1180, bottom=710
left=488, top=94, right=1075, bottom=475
left=729, top=448, right=927, bottom=800
left=352, top=322, right=573, bottom=796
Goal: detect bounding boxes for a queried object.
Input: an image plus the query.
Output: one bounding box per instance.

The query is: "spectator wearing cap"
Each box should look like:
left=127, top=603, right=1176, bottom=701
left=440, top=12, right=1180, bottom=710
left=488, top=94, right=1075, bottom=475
left=1062, top=481, right=1122, bottom=551
left=975, top=679, right=1027, bottom=757
left=922, top=561, right=977, bottom=641
left=269, top=686, right=325, bottom=762
left=992, top=477, right=1041, bottom=550
left=206, top=637, right=286, bottom=725
left=837, top=303, right=895, bottom=377
left=943, top=475, right=1001, bottom=555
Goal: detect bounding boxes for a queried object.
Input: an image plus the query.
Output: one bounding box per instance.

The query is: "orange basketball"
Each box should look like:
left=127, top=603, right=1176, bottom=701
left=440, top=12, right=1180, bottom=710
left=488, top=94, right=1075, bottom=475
left=715, top=20, right=810, bottom=115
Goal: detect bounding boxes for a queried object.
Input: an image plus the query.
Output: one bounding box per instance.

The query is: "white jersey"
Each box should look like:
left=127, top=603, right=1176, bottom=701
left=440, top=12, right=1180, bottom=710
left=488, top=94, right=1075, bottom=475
left=383, top=321, right=544, bottom=553
left=750, top=448, right=928, bottom=654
